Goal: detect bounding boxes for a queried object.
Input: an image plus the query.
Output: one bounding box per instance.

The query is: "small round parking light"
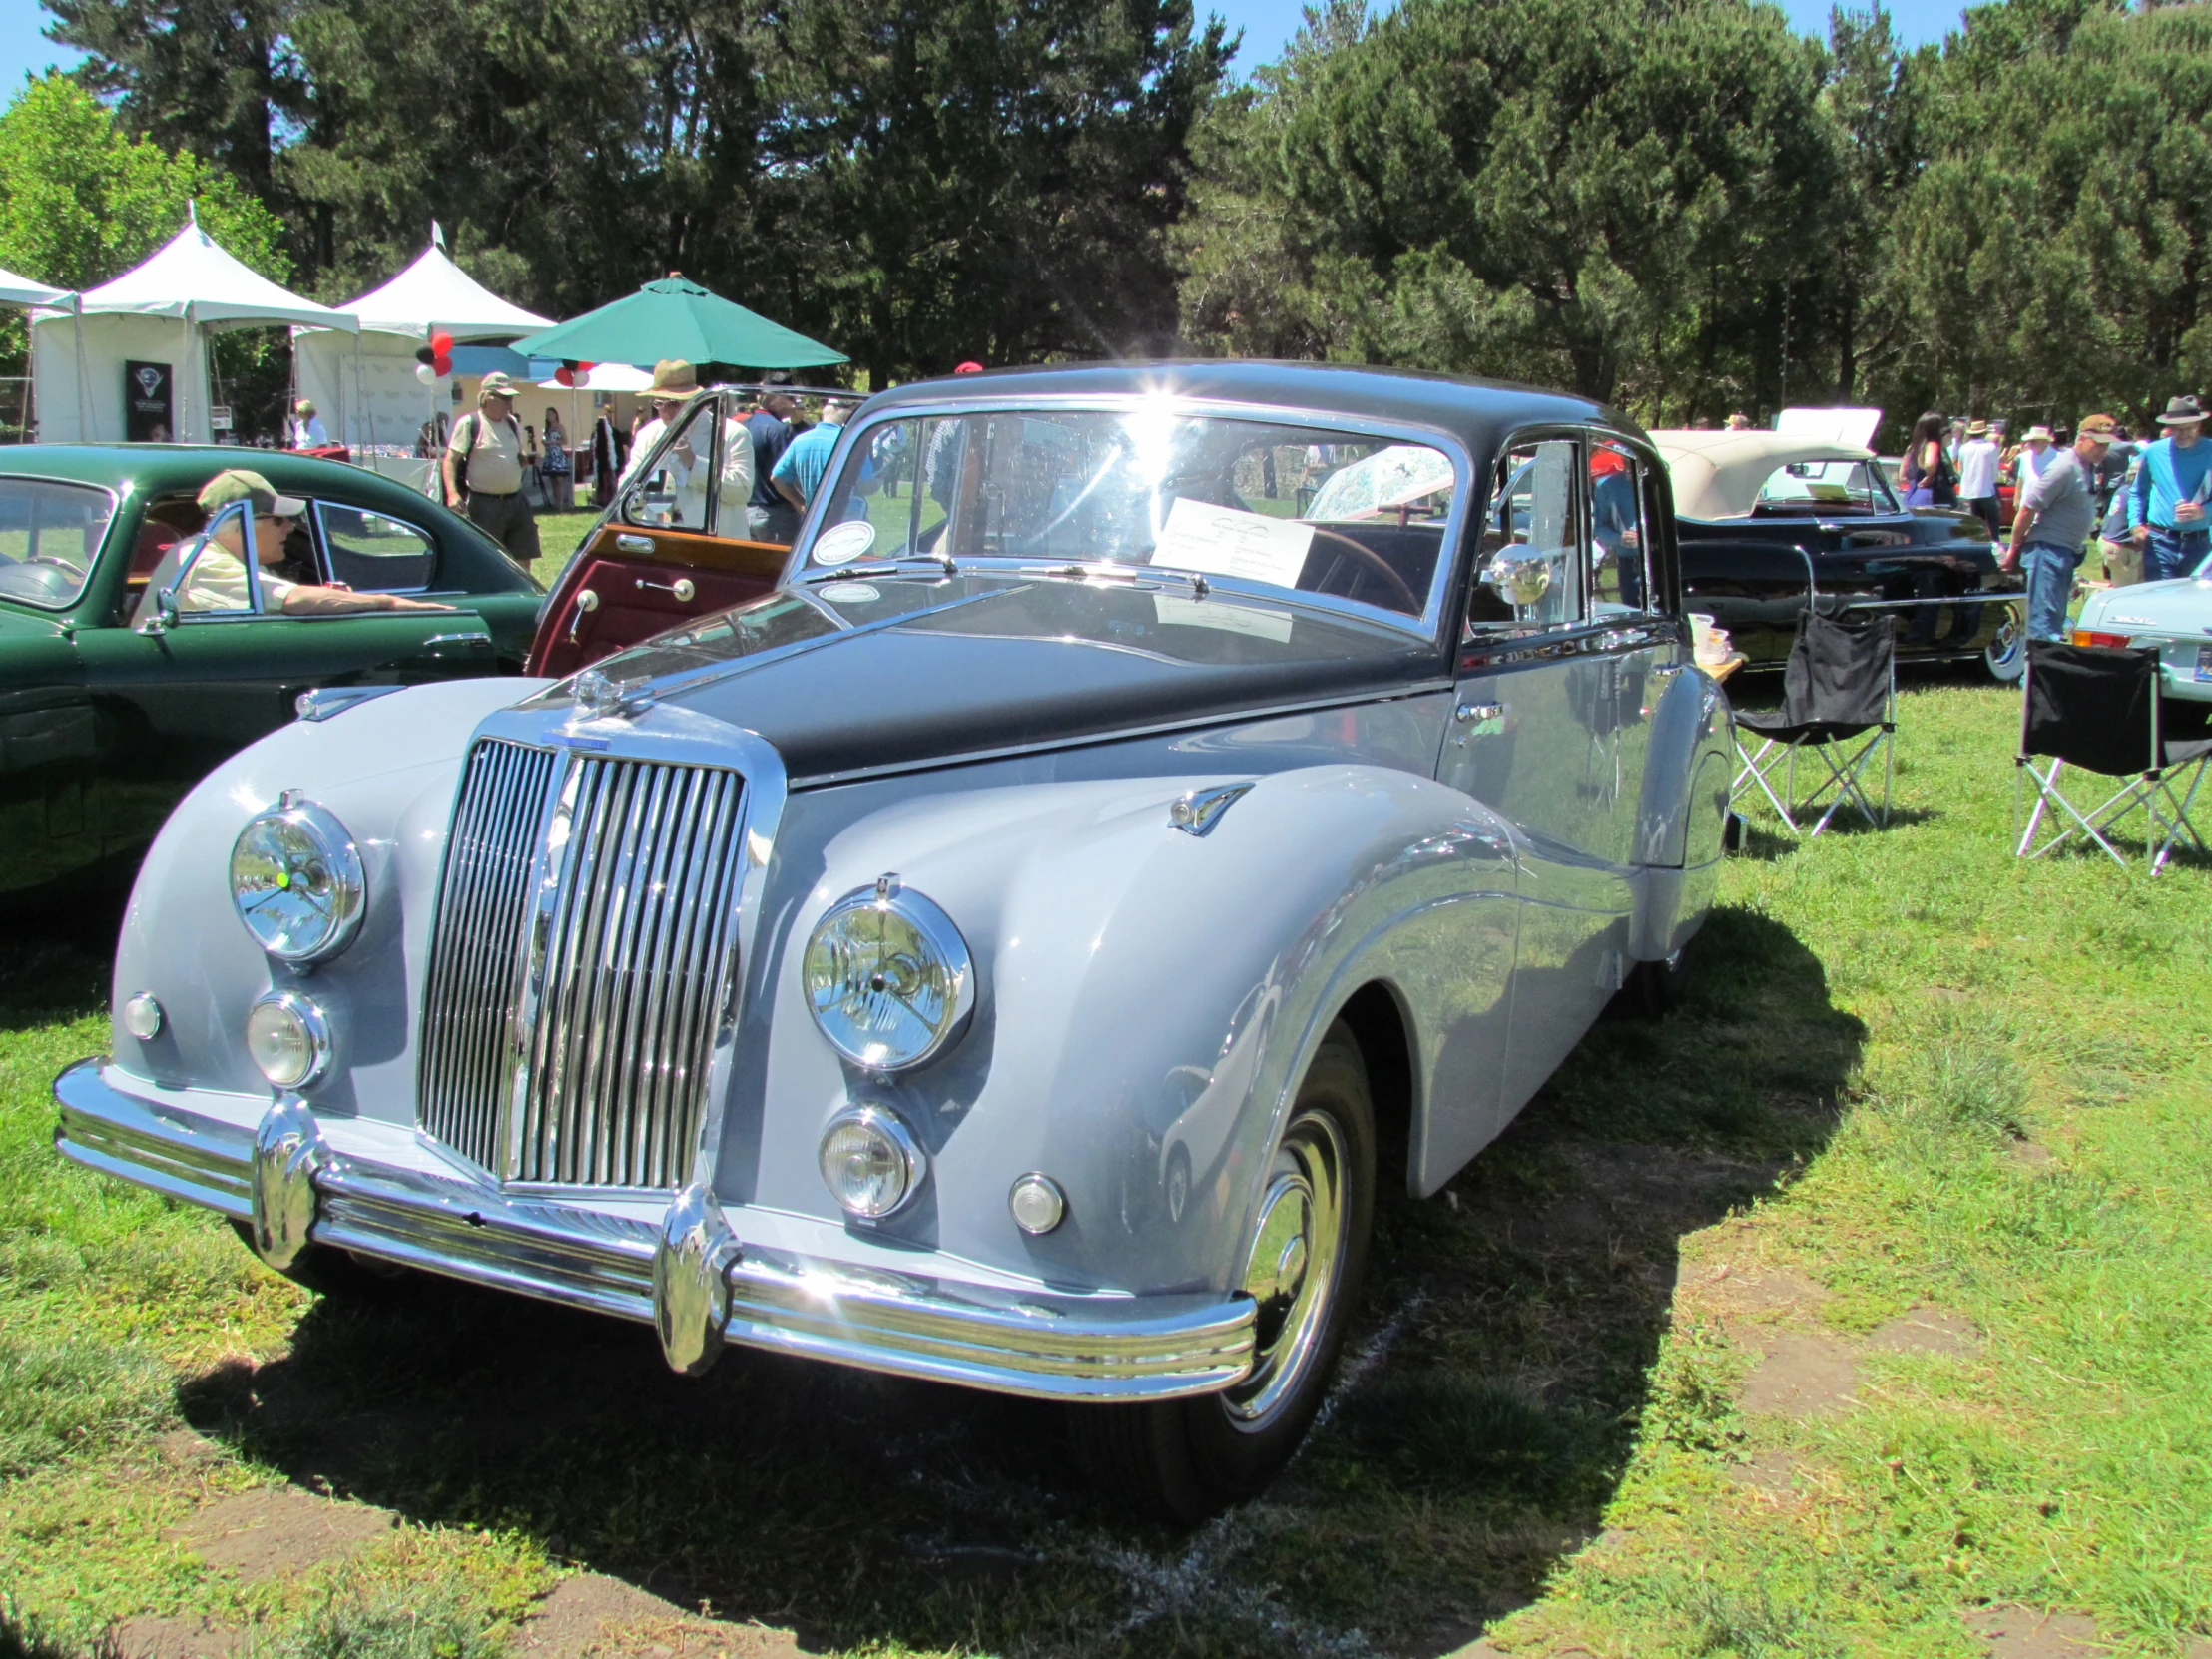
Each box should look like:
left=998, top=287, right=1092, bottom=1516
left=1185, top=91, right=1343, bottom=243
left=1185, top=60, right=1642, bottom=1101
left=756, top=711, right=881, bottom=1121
left=245, top=992, right=331, bottom=1091
left=121, top=993, right=164, bottom=1040
left=1008, top=1173, right=1066, bottom=1235
left=818, top=1105, right=924, bottom=1219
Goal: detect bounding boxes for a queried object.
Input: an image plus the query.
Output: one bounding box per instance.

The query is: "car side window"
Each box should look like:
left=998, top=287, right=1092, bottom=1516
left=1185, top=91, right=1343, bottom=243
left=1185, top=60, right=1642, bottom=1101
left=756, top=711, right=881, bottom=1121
left=1588, top=440, right=1652, bottom=615
left=622, top=400, right=724, bottom=531
left=317, top=503, right=436, bottom=592
left=169, top=502, right=262, bottom=617
left=1473, top=438, right=1584, bottom=632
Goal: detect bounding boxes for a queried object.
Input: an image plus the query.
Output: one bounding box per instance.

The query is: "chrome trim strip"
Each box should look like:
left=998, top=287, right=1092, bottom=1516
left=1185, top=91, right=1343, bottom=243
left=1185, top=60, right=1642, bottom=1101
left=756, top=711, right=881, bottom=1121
left=1458, top=614, right=1686, bottom=674
left=51, top=1060, right=1257, bottom=1402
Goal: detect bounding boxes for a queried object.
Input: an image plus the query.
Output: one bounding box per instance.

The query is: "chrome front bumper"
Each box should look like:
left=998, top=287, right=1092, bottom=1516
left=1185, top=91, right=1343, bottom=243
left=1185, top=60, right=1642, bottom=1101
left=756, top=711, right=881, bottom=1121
left=54, top=1060, right=1256, bottom=1401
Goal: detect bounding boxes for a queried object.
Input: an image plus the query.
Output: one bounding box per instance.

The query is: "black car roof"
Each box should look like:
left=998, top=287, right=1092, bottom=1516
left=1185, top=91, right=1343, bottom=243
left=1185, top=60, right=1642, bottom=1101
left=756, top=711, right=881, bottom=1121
left=858, top=360, right=1637, bottom=457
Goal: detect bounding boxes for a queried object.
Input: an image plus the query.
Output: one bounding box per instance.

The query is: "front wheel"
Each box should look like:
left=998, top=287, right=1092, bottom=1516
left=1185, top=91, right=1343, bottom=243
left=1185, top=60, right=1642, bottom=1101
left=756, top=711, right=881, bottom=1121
left=1984, top=610, right=2026, bottom=682
left=1068, top=1022, right=1376, bottom=1522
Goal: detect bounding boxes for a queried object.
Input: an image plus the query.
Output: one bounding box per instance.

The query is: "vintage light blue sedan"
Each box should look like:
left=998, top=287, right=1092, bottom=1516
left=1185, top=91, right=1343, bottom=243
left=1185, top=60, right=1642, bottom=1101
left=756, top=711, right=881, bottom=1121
left=54, top=363, right=1733, bottom=1519
left=2073, top=551, right=2212, bottom=702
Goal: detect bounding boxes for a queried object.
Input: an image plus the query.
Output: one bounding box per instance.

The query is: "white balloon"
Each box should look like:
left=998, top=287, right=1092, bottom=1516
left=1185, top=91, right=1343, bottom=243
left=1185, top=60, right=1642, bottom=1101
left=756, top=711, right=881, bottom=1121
left=415, top=362, right=438, bottom=386
left=571, top=368, right=589, bottom=388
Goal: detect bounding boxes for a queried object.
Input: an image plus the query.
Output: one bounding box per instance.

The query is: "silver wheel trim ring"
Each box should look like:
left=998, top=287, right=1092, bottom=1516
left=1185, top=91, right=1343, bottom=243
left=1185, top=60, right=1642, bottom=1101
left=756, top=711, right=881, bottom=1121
left=1222, top=1107, right=1348, bottom=1429
left=1989, top=614, right=2023, bottom=670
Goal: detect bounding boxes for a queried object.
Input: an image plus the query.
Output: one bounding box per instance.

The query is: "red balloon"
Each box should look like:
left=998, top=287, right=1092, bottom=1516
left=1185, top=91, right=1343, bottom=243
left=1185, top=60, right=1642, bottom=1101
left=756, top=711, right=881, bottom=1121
left=432, top=353, right=452, bottom=377
left=578, top=361, right=595, bottom=371
left=430, top=331, right=454, bottom=356
left=554, top=367, right=574, bottom=387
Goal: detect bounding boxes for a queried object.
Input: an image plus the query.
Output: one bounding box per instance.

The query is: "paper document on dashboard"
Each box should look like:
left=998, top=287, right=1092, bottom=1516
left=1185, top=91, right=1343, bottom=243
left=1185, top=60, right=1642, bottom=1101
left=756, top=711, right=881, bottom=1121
left=1150, top=498, right=1315, bottom=587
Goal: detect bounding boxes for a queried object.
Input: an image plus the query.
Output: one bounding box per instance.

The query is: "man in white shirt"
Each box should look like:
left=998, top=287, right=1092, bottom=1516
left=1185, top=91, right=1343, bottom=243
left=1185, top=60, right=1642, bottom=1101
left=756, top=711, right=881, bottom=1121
left=288, top=400, right=328, bottom=448
left=177, top=470, right=451, bottom=617
left=2013, top=425, right=2057, bottom=487
left=618, top=359, right=754, bottom=531
left=1955, top=418, right=2002, bottom=536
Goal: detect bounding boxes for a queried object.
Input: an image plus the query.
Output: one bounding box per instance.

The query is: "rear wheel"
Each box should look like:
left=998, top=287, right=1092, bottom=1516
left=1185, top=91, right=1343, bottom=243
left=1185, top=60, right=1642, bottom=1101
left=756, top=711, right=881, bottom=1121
left=1069, top=1022, right=1376, bottom=1522
left=1984, top=611, right=2026, bottom=682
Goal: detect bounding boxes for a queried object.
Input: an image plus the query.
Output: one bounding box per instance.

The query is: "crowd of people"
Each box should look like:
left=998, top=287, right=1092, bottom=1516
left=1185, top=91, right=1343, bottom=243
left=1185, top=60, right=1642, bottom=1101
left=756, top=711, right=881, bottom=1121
left=422, top=362, right=866, bottom=568
left=1892, top=393, right=2209, bottom=641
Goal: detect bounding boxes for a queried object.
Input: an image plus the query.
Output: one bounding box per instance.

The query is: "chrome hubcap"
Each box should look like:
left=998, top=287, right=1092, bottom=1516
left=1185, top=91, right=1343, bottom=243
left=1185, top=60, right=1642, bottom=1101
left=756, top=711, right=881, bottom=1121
left=1223, top=1108, right=1347, bottom=1429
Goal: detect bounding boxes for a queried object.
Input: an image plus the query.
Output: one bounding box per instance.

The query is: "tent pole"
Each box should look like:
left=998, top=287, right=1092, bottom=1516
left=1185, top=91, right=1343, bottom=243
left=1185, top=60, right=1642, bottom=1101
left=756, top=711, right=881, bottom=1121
left=71, top=298, right=89, bottom=441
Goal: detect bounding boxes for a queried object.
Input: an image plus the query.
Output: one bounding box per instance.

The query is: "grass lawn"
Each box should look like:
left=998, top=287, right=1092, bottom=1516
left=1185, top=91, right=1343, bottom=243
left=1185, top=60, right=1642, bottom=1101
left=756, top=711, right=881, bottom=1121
left=0, top=668, right=2206, bottom=1657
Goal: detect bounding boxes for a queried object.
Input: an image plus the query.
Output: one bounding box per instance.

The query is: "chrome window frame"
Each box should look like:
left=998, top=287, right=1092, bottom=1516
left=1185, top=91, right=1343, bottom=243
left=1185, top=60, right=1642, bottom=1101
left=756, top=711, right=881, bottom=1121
left=785, top=394, right=1478, bottom=644
left=0, top=473, right=123, bottom=614
left=311, top=499, right=440, bottom=596
left=168, top=500, right=267, bottom=620
left=618, top=392, right=733, bottom=536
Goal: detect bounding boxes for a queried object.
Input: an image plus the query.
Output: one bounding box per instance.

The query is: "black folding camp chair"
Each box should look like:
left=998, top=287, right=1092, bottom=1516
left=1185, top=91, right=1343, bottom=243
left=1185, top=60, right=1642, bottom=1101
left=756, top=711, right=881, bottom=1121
left=2016, top=641, right=2212, bottom=872
left=1731, top=609, right=1897, bottom=836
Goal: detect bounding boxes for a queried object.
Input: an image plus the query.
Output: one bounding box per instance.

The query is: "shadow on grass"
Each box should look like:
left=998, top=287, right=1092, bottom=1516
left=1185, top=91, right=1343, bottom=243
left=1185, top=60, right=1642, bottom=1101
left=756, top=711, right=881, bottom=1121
left=0, top=902, right=116, bottom=1036
left=1731, top=804, right=1941, bottom=860
left=174, top=904, right=1862, bottom=1658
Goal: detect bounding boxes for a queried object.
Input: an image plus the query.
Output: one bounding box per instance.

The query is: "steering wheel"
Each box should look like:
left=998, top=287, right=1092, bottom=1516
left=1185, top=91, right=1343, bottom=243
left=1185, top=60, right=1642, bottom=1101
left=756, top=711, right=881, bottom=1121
left=1304, top=526, right=1423, bottom=616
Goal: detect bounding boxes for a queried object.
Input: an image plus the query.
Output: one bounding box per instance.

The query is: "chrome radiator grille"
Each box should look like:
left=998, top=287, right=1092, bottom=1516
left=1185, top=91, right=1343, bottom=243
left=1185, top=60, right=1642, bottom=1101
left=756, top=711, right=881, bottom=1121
left=418, top=738, right=748, bottom=1189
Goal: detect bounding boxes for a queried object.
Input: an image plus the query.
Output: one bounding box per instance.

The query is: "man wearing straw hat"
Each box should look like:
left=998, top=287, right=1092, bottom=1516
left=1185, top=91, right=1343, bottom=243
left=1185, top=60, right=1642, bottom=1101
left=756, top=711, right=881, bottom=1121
left=2126, top=394, right=2212, bottom=582
left=618, top=360, right=754, bottom=532
left=442, top=371, right=539, bottom=567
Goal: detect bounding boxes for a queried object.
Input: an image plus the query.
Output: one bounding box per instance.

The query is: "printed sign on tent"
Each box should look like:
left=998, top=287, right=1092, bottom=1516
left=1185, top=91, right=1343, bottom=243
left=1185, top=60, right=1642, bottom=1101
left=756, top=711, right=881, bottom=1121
left=125, top=361, right=173, bottom=443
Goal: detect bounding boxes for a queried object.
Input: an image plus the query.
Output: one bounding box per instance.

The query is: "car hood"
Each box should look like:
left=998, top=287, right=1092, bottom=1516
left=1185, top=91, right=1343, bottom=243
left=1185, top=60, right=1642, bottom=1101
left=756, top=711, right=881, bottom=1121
left=524, top=572, right=1445, bottom=783
left=2081, top=574, right=2212, bottom=630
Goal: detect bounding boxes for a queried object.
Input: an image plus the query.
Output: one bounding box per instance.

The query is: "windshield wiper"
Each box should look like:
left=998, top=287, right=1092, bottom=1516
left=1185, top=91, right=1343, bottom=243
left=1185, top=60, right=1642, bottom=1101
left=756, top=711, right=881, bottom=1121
left=1009, top=559, right=1212, bottom=598
left=801, top=552, right=958, bottom=582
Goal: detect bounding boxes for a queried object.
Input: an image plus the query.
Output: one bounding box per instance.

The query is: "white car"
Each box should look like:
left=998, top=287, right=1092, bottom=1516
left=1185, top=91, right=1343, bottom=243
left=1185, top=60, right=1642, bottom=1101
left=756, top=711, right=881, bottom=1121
left=2072, top=548, right=2212, bottom=702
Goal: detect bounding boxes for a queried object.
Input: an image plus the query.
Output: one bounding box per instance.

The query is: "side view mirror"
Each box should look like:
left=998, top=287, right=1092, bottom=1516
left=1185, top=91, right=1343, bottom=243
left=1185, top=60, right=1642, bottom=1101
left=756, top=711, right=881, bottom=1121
left=1482, top=551, right=1553, bottom=610
left=138, top=587, right=180, bottom=635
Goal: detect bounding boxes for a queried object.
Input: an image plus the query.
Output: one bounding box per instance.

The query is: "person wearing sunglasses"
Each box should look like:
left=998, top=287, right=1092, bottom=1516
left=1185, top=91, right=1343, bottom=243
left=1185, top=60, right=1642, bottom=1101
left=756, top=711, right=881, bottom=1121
left=617, top=360, right=755, bottom=530
left=179, top=470, right=452, bottom=616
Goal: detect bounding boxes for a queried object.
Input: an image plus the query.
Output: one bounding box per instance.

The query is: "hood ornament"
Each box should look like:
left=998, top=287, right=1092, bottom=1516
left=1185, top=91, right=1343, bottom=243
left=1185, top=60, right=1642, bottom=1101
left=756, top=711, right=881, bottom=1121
left=570, top=668, right=653, bottom=721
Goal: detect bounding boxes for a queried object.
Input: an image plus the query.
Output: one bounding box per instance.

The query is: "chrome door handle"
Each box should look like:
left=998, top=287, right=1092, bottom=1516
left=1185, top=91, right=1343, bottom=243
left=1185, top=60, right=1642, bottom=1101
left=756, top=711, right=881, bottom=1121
left=1455, top=702, right=1506, bottom=723
left=1452, top=701, right=1508, bottom=745
left=420, top=630, right=491, bottom=648
left=615, top=534, right=653, bottom=554
left=636, top=577, right=696, bottom=601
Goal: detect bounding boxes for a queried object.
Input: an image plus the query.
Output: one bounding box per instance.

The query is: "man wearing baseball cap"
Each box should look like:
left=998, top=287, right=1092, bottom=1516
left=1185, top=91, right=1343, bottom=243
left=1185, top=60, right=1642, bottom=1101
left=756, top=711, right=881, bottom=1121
left=2006, top=415, right=2122, bottom=642
left=180, top=470, right=452, bottom=616
left=442, top=371, right=539, bottom=566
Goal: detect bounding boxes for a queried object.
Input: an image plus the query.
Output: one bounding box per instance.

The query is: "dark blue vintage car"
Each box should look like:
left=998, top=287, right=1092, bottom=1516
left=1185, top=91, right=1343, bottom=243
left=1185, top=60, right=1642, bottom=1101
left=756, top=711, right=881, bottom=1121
left=57, top=363, right=1734, bottom=1519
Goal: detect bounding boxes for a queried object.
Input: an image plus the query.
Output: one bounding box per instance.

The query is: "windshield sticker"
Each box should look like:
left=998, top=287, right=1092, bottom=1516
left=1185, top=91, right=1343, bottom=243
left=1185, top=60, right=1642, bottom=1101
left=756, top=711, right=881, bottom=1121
left=1150, top=498, right=1315, bottom=588
left=812, top=519, right=876, bottom=566
left=819, top=583, right=881, bottom=605
left=1153, top=594, right=1294, bottom=643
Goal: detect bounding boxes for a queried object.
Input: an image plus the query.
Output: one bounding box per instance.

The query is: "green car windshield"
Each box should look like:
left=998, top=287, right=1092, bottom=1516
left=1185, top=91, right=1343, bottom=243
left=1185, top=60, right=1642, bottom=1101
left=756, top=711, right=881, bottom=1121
left=807, top=409, right=1459, bottom=622
left=0, top=479, right=116, bottom=610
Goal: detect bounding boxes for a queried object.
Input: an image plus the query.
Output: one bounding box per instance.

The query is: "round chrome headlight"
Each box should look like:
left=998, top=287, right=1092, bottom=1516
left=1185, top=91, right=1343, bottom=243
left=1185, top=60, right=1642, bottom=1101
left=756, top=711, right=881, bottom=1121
left=802, top=877, right=974, bottom=1071
left=231, top=795, right=365, bottom=964
left=819, top=1105, right=925, bottom=1218
left=245, top=992, right=331, bottom=1090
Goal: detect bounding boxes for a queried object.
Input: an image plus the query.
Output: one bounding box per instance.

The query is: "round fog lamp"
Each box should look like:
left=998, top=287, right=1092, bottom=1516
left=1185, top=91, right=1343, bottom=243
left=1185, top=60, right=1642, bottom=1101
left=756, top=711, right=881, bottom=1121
left=245, top=992, right=331, bottom=1090
left=231, top=796, right=366, bottom=964
left=818, top=1106, right=924, bottom=1219
left=1008, top=1173, right=1066, bottom=1235
left=121, top=993, right=164, bottom=1040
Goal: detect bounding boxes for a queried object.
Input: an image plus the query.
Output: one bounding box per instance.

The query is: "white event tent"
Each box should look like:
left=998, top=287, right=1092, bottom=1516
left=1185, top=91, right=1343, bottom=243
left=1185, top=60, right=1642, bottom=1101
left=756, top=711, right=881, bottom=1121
left=292, top=237, right=553, bottom=455
left=30, top=215, right=357, bottom=444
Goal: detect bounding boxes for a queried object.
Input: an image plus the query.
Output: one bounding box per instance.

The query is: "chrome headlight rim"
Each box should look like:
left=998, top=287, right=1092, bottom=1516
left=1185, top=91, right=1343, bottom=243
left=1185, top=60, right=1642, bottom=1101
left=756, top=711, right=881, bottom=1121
left=245, top=990, right=332, bottom=1091
left=818, top=1103, right=927, bottom=1220
left=230, top=794, right=366, bottom=965
left=802, top=877, right=975, bottom=1072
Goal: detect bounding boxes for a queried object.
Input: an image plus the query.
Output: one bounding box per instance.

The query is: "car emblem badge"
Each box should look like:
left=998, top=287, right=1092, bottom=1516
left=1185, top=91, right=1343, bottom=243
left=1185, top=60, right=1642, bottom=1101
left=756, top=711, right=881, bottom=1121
left=571, top=668, right=651, bottom=721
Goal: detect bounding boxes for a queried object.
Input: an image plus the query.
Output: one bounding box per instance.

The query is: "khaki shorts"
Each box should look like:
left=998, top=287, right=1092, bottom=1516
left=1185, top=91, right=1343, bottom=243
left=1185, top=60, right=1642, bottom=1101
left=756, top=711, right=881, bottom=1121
left=2099, top=538, right=2143, bottom=586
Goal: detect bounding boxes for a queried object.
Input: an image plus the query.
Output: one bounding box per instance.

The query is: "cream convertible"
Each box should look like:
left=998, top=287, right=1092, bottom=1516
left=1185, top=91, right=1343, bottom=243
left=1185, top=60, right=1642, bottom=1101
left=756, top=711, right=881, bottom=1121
left=56, top=364, right=1733, bottom=1519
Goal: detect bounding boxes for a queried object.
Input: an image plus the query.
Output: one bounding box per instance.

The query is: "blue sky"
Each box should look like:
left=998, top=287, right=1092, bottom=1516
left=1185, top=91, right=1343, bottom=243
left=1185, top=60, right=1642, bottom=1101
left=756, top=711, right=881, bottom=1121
left=0, top=0, right=1968, bottom=97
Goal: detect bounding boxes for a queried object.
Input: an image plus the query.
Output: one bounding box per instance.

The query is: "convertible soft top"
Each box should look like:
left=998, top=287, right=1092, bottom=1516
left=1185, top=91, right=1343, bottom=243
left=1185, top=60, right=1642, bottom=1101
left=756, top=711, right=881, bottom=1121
left=1649, top=430, right=1877, bottom=521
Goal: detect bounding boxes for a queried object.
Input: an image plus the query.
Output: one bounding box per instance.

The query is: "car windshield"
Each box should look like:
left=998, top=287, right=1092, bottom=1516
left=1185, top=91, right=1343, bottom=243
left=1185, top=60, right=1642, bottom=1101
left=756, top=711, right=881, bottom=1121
left=1753, top=458, right=1900, bottom=516
left=806, top=409, right=1460, bottom=623
left=0, top=479, right=116, bottom=610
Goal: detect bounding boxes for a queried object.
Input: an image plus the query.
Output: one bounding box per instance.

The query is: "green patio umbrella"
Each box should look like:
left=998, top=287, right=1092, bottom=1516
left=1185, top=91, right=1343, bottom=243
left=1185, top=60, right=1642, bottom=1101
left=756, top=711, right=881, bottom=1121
left=512, top=276, right=845, bottom=369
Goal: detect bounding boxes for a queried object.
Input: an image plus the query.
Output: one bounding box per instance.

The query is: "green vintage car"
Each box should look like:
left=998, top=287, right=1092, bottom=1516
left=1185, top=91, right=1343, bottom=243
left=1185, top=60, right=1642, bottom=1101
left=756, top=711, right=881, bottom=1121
left=0, top=446, right=542, bottom=908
